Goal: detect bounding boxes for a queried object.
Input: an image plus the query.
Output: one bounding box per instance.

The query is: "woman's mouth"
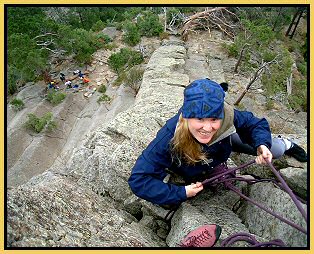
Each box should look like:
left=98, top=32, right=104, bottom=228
left=199, top=130, right=212, bottom=137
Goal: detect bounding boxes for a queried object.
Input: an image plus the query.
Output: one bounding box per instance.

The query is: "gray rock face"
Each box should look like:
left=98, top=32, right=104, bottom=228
left=242, top=182, right=307, bottom=247
left=7, top=172, right=165, bottom=247
left=166, top=187, right=252, bottom=247
left=101, top=27, right=119, bottom=40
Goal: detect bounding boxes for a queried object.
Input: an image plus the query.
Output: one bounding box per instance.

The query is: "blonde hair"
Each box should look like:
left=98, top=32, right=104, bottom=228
left=170, top=114, right=208, bottom=165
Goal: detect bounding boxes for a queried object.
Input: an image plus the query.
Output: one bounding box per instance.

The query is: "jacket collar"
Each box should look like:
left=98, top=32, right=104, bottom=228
left=206, top=102, right=235, bottom=146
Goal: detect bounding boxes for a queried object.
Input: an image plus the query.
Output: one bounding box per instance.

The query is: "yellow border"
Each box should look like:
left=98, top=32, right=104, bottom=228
left=1, top=2, right=312, bottom=254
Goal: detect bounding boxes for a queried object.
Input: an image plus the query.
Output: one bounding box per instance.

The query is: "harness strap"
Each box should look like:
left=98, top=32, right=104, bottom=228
left=201, top=160, right=255, bottom=187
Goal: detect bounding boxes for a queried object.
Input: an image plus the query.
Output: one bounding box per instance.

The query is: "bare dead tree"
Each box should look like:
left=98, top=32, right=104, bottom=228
left=234, top=43, right=249, bottom=73
left=34, top=33, right=66, bottom=56
left=163, top=8, right=186, bottom=33
left=181, top=7, right=237, bottom=40
left=234, top=56, right=279, bottom=105
left=162, top=7, right=167, bottom=32
left=286, top=7, right=306, bottom=39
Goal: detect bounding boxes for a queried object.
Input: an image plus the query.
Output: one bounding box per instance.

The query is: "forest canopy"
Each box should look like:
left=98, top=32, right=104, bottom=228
left=7, top=6, right=308, bottom=111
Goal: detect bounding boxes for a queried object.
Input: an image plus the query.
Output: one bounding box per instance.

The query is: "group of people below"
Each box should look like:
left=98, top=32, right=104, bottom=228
left=128, top=78, right=307, bottom=247
left=47, top=70, right=90, bottom=92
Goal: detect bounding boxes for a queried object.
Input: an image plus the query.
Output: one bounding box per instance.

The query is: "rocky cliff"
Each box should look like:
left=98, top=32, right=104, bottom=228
left=7, top=30, right=308, bottom=247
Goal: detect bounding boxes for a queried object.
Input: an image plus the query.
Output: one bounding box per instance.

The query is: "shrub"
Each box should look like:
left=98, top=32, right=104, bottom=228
left=8, top=80, right=17, bottom=95
left=296, top=60, right=307, bottom=76
left=24, top=112, right=57, bottom=133
left=159, top=32, right=169, bottom=40
left=108, top=48, right=144, bottom=74
left=97, top=94, right=111, bottom=103
left=10, top=98, right=24, bottom=111
left=123, top=21, right=141, bottom=46
left=8, top=67, right=19, bottom=95
left=136, top=11, right=163, bottom=37
left=265, top=98, right=274, bottom=110
left=91, top=20, right=106, bottom=32
left=115, top=22, right=124, bottom=31
left=104, top=43, right=118, bottom=50
left=124, top=66, right=145, bottom=93
left=98, top=85, right=107, bottom=93
left=288, top=79, right=307, bottom=112
left=113, top=71, right=127, bottom=86
left=262, top=47, right=293, bottom=96
left=46, top=90, right=66, bottom=105
left=96, top=33, right=112, bottom=44
left=223, top=42, right=239, bottom=58
left=57, top=26, right=98, bottom=65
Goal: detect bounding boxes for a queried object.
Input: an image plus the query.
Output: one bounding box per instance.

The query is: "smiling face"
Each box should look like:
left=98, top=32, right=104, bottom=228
left=187, top=118, right=222, bottom=144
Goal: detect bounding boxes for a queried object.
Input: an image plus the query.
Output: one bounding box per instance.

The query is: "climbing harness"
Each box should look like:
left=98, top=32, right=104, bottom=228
left=200, top=159, right=307, bottom=247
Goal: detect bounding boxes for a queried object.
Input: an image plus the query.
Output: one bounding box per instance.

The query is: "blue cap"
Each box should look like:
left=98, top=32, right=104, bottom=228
left=182, top=79, right=225, bottom=119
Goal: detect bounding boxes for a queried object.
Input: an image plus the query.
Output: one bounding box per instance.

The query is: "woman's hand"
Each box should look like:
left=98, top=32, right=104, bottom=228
left=256, top=145, right=273, bottom=164
left=185, top=182, right=203, bottom=198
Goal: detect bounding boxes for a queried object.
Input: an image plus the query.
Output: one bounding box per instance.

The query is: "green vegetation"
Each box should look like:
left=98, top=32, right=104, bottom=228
left=222, top=7, right=307, bottom=111
left=96, top=33, right=112, bottom=44
left=24, top=112, right=57, bottom=133
left=288, top=79, right=307, bottom=112
left=265, top=98, right=274, bottom=110
left=104, top=43, right=118, bottom=50
left=108, top=48, right=144, bottom=74
left=159, top=32, right=170, bottom=40
left=7, top=7, right=307, bottom=112
left=137, top=11, right=163, bottom=37
left=57, top=26, right=104, bottom=64
left=46, top=90, right=66, bottom=105
left=261, top=47, right=293, bottom=95
left=10, top=98, right=25, bottom=111
left=121, top=10, right=163, bottom=46
left=113, top=72, right=127, bottom=86
left=123, top=22, right=141, bottom=46
left=97, top=94, right=111, bottom=103
left=7, top=7, right=134, bottom=95
left=98, top=84, right=107, bottom=93
left=91, top=20, right=106, bottom=32
left=124, top=66, right=145, bottom=93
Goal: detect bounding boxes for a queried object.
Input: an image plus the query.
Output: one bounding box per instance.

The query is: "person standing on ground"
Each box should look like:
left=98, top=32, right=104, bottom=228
left=60, top=72, right=65, bottom=83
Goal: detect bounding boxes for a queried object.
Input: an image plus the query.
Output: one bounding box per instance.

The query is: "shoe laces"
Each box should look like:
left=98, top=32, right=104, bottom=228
left=180, top=228, right=213, bottom=247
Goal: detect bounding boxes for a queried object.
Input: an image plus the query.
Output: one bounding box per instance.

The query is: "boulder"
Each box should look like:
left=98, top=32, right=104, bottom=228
left=242, top=182, right=307, bottom=247
left=7, top=172, right=165, bottom=247
left=101, top=27, right=119, bottom=40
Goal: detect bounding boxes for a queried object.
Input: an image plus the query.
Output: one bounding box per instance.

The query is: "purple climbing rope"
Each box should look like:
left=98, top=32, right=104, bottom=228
left=221, top=232, right=286, bottom=247
left=200, top=159, right=307, bottom=247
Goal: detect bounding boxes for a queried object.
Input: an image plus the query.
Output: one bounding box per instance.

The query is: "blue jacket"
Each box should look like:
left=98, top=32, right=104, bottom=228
left=128, top=107, right=271, bottom=205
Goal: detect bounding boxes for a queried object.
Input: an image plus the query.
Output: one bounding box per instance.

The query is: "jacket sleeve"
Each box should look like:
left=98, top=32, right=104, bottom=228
left=233, top=109, right=272, bottom=150
left=128, top=128, right=187, bottom=205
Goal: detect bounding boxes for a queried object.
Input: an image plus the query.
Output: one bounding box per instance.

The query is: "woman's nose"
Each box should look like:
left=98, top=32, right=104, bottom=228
left=202, top=122, right=213, bottom=131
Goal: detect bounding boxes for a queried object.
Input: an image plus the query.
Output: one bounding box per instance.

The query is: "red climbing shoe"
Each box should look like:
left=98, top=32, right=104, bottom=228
left=179, top=224, right=222, bottom=247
